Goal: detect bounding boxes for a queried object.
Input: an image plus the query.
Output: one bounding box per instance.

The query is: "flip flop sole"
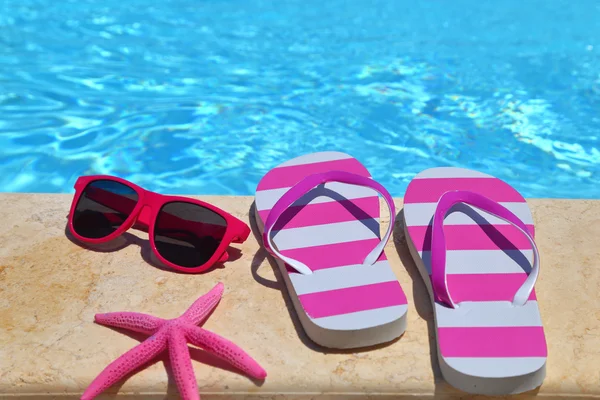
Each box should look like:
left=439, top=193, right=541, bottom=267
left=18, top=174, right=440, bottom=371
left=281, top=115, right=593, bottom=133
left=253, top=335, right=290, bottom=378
left=403, top=167, right=547, bottom=395
left=255, top=151, right=408, bottom=349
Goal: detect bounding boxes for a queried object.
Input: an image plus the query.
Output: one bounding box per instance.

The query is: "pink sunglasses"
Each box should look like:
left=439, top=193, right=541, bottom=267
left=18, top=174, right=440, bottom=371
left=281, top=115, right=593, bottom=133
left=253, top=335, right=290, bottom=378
left=68, top=175, right=250, bottom=273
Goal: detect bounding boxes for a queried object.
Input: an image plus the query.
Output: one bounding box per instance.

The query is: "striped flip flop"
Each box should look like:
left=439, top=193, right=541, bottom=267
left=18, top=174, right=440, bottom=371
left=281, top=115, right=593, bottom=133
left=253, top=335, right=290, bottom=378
left=254, top=151, right=408, bottom=349
left=403, top=167, right=547, bottom=395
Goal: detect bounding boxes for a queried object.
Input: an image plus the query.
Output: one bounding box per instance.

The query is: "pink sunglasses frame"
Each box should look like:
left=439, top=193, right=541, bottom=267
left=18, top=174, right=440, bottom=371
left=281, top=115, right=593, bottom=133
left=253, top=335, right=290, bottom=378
left=68, top=175, right=251, bottom=273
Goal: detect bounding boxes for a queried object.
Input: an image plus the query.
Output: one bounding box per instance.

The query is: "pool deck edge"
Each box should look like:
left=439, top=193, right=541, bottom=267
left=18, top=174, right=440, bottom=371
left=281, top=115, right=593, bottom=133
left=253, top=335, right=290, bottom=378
left=0, top=194, right=599, bottom=399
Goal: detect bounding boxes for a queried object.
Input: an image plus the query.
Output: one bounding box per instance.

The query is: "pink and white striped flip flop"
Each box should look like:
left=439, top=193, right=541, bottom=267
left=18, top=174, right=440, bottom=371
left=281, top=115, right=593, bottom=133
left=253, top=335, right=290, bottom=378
left=403, top=167, right=547, bottom=395
left=254, top=151, right=408, bottom=349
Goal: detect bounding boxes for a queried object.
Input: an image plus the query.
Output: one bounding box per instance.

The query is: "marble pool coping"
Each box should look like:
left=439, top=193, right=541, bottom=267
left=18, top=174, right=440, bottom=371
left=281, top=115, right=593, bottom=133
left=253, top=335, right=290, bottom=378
left=0, top=194, right=599, bottom=399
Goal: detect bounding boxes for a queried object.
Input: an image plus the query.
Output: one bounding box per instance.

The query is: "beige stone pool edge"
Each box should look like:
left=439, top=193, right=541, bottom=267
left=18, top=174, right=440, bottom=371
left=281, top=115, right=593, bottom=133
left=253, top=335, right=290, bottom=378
left=0, top=194, right=598, bottom=400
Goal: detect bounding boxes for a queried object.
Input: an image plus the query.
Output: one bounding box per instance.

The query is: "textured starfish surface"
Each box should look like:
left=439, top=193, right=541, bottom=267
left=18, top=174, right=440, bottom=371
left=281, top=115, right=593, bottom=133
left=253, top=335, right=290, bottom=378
left=81, top=282, right=267, bottom=400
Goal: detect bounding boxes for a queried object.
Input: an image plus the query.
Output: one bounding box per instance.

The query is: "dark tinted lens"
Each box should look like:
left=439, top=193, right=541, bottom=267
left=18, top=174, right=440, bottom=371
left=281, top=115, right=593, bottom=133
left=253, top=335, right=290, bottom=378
left=72, top=180, right=139, bottom=239
left=154, top=201, right=227, bottom=268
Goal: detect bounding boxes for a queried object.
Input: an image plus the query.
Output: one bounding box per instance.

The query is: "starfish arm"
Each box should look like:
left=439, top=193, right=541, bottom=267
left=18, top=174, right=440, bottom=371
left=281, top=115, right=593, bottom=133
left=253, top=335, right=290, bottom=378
left=168, top=329, right=200, bottom=400
left=185, top=326, right=267, bottom=380
left=95, top=312, right=165, bottom=335
left=182, top=282, right=224, bottom=325
left=81, top=331, right=167, bottom=400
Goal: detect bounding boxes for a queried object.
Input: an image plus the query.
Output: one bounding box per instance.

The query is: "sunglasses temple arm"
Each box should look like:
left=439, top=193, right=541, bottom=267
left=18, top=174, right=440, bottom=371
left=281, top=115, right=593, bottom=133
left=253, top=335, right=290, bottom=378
left=230, top=218, right=251, bottom=243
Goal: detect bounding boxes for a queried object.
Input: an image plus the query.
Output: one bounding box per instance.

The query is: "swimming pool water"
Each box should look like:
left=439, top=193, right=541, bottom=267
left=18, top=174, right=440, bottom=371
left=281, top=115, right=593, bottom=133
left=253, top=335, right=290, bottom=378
left=1, top=0, right=599, bottom=198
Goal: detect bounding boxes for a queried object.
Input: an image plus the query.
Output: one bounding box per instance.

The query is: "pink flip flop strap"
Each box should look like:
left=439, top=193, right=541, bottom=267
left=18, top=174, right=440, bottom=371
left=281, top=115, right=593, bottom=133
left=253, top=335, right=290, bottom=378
left=263, top=170, right=396, bottom=275
left=431, top=190, right=540, bottom=309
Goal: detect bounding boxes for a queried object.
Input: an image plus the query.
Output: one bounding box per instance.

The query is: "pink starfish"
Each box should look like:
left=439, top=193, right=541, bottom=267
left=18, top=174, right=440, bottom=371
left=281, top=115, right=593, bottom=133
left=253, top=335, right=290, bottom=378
left=81, top=282, right=267, bottom=400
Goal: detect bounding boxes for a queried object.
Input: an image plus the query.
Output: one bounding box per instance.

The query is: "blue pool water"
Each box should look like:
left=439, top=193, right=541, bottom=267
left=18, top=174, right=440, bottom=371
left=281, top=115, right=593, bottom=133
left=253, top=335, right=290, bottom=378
left=1, top=0, right=599, bottom=198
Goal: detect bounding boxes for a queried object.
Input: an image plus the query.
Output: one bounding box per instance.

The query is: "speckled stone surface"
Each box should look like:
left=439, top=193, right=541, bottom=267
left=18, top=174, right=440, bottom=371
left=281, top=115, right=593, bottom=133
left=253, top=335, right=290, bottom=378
left=0, top=194, right=599, bottom=399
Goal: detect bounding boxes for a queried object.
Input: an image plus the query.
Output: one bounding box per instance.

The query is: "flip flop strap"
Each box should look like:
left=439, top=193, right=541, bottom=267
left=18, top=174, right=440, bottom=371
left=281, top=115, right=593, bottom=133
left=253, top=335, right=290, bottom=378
left=431, top=190, right=540, bottom=308
left=263, top=170, right=395, bottom=275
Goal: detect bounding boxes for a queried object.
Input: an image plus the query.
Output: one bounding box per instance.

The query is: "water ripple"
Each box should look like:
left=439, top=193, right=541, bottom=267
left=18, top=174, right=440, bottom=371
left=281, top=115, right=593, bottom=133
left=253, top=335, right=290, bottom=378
left=1, top=0, right=599, bottom=198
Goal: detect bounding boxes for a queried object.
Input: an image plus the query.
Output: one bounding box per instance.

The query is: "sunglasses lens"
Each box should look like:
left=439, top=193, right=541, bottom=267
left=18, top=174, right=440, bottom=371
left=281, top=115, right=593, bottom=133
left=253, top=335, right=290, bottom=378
left=72, top=180, right=139, bottom=239
left=154, top=201, right=228, bottom=268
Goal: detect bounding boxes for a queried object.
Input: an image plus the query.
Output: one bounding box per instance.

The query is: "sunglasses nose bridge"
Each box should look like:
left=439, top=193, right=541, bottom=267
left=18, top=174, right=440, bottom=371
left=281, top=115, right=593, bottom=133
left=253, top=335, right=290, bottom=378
left=136, top=205, right=153, bottom=227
